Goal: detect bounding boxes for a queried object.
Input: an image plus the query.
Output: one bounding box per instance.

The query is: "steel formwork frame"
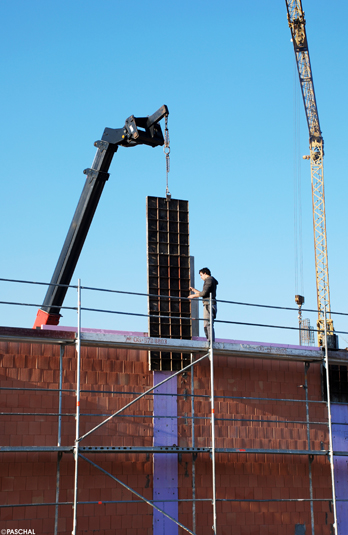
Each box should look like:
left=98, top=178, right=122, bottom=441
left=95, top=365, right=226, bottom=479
left=146, top=196, right=192, bottom=372
left=0, top=289, right=343, bottom=535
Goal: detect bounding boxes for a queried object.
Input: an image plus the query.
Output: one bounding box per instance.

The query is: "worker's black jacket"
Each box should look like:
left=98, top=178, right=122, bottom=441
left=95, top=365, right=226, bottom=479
left=199, top=276, right=218, bottom=306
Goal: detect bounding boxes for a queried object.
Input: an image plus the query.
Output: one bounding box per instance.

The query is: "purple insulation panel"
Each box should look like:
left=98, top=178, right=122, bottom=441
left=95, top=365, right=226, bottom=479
left=332, top=403, right=348, bottom=535
left=153, top=371, right=178, bottom=535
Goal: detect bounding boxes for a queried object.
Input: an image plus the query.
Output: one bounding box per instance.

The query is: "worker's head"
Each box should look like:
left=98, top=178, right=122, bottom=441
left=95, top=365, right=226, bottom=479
left=199, top=267, right=211, bottom=279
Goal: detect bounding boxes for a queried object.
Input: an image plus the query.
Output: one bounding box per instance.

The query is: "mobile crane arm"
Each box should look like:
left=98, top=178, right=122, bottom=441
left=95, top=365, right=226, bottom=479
left=285, top=1, right=337, bottom=348
left=33, top=105, right=169, bottom=329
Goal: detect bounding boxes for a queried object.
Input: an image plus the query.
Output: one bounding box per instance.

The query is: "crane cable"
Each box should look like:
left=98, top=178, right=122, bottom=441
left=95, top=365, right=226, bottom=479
left=164, top=116, right=171, bottom=201
left=293, top=59, right=304, bottom=298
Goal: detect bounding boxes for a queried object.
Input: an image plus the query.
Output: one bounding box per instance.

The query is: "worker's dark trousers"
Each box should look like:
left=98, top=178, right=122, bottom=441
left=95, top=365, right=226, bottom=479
left=203, top=303, right=217, bottom=342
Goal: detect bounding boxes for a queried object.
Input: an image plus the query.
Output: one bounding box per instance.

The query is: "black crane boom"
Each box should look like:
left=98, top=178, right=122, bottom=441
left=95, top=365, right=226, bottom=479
left=33, top=105, right=168, bottom=329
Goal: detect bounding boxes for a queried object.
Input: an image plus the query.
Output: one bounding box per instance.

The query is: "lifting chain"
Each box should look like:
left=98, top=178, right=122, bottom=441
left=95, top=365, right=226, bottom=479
left=163, top=115, right=171, bottom=201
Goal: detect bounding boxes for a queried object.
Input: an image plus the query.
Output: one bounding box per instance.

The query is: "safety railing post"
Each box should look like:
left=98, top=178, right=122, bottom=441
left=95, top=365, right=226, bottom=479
left=190, top=353, right=196, bottom=534
left=209, top=294, right=217, bottom=535
left=57, top=345, right=64, bottom=448
left=72, top=279, right=82, bottom=535
left=323, top=306, right=337, bottom=534
left=304, top=362, right=315, bottom=535
left=54, top=344, right=65, bottom=535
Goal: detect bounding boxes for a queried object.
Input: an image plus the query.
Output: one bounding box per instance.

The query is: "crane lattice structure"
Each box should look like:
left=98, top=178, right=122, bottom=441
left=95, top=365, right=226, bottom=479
left=286, top=0, right=336, bottom=347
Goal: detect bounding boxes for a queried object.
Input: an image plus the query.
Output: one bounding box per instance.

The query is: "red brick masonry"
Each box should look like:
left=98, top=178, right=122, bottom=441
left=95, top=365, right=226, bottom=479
left=0, top=331, right=334, bottom=534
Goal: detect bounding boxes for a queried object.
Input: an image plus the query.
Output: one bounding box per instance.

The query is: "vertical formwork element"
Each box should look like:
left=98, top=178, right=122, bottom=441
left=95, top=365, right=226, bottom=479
left=146, top=196, right=192, bottom=371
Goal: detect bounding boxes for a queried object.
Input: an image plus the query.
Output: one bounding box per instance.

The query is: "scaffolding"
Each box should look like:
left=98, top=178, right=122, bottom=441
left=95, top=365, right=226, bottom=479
left=1, top=279, right=348, bottom=534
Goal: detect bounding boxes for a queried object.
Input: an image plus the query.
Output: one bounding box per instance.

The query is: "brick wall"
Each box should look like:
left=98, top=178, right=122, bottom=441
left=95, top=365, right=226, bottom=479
left=0, top=340, right=334, bottom=534
left=177, top=356, right=333, bottom=534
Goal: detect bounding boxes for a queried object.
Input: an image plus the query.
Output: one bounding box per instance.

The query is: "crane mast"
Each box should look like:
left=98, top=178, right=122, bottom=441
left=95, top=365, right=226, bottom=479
left=285, top=0, right=337, bottom=348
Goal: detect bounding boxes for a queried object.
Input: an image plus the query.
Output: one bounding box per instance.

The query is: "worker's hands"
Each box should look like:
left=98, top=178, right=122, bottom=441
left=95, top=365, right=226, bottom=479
left=188, top=287, right=199, bottom=299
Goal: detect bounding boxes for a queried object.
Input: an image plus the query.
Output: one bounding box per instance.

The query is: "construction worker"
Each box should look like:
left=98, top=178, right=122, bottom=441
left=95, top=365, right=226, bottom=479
left=188, top=267, right=218, bottom=341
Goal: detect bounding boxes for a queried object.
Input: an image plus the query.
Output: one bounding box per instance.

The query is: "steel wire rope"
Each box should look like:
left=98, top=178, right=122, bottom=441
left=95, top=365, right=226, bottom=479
left=80, top=304, right=348, bottom=335
left=0, top=294, right=311, bottom=330
left=0, top=275, right=321, bottom=313
left=294, top=58, right=299, bottom=295
left=2, top=276, right=348, bottom=316
left=293, top=57, right=304, bottom=299
left=0, top=277, right=189, bottom=301
left=0, top=277, right=71, bottom=288
left=2, top=298, right=348, bottom=335
left=3, top=278, right=348, bottom=339
left=0, top=300, right=77, bottom=311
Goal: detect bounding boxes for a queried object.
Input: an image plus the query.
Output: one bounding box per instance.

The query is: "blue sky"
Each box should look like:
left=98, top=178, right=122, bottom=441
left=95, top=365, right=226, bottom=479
left=1, top=0, right=348, bottom=347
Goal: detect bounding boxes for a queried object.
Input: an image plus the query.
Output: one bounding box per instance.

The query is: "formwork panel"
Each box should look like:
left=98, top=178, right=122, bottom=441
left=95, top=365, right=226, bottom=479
left=146, top=196, right=192, bottom=371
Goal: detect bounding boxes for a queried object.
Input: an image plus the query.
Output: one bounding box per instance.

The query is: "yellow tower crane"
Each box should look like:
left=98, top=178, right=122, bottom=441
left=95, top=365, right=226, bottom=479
left=285, top=0, right=338, bottom=349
